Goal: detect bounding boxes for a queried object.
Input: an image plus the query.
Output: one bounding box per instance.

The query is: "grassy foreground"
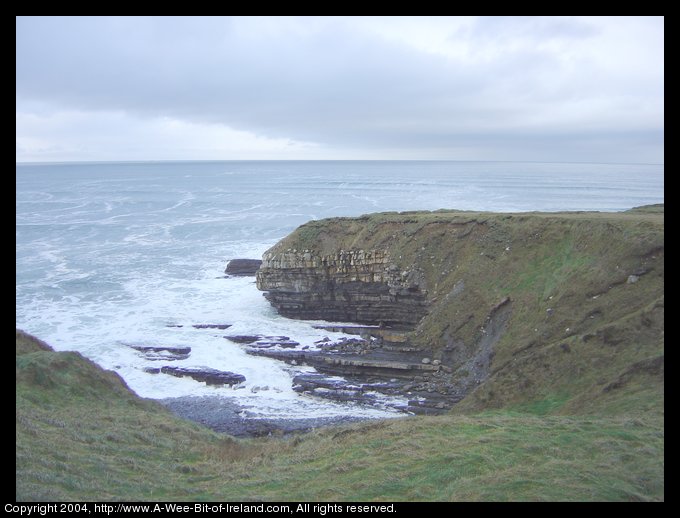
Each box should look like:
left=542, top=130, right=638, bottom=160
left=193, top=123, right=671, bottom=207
left=16, top=330, right=663, bottom=501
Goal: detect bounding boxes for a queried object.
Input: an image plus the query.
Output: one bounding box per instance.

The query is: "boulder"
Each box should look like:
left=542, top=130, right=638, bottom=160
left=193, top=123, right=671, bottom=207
left=192, top=324, right=232, bottom=330
left=157, top=366, right=246, bottom=386
left=224, top=335, right=299, bottom=348
left=225, top=259, right=262, bottom=276
left=128, top=344, right=191, bottom=361
left=224, top=335, right=261, bottom=344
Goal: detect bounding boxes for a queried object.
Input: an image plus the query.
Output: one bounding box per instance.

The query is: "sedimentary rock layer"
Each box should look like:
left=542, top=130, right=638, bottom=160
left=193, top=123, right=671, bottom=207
left=256, top=249, right=427, bottom=327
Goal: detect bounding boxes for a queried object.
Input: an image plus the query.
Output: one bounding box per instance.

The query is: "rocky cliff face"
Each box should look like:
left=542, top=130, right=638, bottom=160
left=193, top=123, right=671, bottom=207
left=256, top=248, right=427, bottom=328
left=255, top=207, right=664, bottom=414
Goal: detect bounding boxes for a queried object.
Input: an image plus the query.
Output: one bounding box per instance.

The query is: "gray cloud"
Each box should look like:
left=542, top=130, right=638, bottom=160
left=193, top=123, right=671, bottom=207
left=16, top=16, right=664, bottom=162
left=458, top=16, right=601, bottom=44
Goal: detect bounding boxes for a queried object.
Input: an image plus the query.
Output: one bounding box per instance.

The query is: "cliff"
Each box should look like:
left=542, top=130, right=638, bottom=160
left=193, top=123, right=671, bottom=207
left=256, top=249, right=427, bottom=327
left=257, top=205, right=664, bottom=414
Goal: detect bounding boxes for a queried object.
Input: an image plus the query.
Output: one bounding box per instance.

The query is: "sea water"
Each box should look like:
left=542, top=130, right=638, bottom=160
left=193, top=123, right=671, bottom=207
left=16, top=160, right=664, bottom=418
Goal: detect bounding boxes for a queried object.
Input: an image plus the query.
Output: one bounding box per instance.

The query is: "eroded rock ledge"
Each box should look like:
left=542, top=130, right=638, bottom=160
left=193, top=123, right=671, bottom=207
left=256, top=249, right=427, bottom=328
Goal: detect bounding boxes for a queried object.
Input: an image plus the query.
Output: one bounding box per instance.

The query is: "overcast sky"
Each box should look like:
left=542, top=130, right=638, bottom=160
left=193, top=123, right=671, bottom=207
left=16, top=16, right=664, bottom=163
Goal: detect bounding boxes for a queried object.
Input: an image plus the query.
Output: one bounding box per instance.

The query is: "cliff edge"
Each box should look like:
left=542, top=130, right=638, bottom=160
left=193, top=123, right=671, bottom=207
left=257, top=206, right=664, bottom=415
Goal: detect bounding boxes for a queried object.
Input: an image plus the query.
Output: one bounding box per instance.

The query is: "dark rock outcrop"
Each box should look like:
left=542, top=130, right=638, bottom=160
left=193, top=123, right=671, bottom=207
left=128, top=344, right=191, bottom=361
left=192, top=324, right=232, bottom=330
left=256, top=249, right=427, bottom=327
left=242, top=339, right=457, bottom=413
left=149, top=366, right=245, bottom=386
left=224, top=335, right=300, bottom=348
left=245, top=346, right=440, bottom=379
left=291, top=372, right=407, bottom=409
left=224, top=335, right=262, bottom=344
left=225, top=259, right=262, bottom=276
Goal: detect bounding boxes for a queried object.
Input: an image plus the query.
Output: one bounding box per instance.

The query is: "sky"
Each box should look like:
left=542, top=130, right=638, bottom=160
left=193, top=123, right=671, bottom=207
left=16, top=16, right=664, bottom=163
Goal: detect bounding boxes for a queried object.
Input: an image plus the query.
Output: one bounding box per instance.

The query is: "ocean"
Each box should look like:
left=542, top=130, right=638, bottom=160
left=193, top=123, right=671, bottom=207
left=15, top=160, right=664, bottom=419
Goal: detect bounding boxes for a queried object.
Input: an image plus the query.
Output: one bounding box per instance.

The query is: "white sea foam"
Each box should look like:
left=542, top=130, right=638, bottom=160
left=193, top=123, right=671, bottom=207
left=16, top=160, right=664, bottom=419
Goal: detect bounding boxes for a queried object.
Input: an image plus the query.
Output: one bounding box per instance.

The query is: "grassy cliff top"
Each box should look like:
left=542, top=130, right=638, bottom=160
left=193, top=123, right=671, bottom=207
left=273, top=205, right=663, bottom=255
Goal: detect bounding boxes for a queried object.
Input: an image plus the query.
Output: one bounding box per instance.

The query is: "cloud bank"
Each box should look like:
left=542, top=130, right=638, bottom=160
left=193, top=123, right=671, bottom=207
left=16, top=16, right=664, bottom=162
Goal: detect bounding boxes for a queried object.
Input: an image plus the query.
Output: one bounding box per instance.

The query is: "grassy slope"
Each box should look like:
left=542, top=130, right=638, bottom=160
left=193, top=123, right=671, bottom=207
left=16, top=207, right=664, bottom=501
left=16, top=330, right=229, bottom=500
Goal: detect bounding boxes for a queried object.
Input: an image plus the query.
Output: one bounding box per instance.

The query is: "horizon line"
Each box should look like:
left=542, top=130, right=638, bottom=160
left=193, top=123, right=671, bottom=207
left=15, top=158, right=665, bottom=167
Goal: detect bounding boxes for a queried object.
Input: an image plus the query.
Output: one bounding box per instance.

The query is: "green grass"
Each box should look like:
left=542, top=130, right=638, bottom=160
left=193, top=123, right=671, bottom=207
left=507, top=393, right=572, bottom=416
left=500, top=235, right=593, bottom=300
left=16, top=330, right=664, bottom=501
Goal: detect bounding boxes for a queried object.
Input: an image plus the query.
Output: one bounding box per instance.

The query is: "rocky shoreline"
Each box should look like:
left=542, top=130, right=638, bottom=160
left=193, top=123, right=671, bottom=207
left=159, top=396, right=378, bottom=437
left=240, top=330, right=463, bottom=415
left=145, top=326, right=461, bottom=436
left=138, top=326, right=467, bottom=436
left=144, top=256, right=499, bottom=436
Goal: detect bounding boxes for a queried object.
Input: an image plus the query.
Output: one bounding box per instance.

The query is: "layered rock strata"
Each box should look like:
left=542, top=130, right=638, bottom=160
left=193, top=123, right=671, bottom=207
left=244, top=341, right=458, bottom=414
left=256, top=249, right=427, bottom=328
left=146, top=366, right=246, bottom=386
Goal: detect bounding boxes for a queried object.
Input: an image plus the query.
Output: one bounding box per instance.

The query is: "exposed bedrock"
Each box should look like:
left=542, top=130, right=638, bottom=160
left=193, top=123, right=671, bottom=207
left=225, top=258, right=262, bottom=276
left=146, top=366, right=246, bottom=386
left=128, top=344, right=191, bottom=361
left=256, top=249, right=427, bottom=328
